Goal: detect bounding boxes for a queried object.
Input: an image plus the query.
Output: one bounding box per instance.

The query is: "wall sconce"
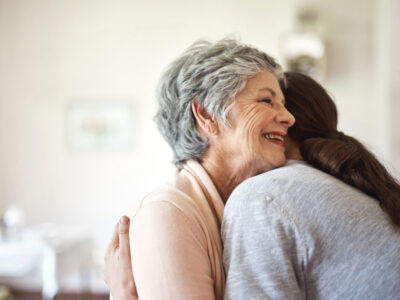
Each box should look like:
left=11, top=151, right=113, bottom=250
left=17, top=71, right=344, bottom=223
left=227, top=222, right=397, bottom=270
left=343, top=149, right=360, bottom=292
left=281, top=9, right=326, bottom=79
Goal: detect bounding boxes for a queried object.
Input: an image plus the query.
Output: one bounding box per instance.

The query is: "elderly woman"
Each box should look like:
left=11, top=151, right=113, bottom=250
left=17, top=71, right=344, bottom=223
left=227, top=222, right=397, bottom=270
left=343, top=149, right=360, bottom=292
left=104, top=39, right=295, bottom=300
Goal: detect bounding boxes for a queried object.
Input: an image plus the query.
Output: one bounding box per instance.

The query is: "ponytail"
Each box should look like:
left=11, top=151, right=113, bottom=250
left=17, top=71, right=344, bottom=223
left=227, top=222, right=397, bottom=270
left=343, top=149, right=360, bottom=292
left=283, top=72, right=400, bottom=227
left=301, top=134, right=400, bottom=227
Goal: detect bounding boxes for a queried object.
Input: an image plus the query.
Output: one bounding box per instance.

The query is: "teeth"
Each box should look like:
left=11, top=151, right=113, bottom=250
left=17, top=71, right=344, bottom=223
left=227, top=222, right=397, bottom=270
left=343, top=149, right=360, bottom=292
left=263, top=134, right=284, bottom=142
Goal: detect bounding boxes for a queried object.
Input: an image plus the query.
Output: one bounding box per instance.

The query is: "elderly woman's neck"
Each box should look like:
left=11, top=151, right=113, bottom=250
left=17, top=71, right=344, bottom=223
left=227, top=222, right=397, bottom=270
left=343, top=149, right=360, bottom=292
left=200, top=156, right=257, bottom=204
left=200, top=138, right=303, bottom=203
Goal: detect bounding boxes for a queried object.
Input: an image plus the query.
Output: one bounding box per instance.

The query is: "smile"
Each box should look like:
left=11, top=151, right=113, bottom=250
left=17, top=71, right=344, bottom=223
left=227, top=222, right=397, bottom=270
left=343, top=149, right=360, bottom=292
left=263, top=132, right=286, bottom=147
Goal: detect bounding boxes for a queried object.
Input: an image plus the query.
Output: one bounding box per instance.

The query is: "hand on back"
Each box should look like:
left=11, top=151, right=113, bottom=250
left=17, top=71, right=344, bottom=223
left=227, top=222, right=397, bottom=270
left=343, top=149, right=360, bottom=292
left=104, top=216, right=138, bottom=300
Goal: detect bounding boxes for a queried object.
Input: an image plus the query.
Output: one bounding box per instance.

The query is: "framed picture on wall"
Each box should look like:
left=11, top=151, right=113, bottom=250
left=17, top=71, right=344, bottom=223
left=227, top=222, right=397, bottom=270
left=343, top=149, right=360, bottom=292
left=65, top=101, right=135, bottom=152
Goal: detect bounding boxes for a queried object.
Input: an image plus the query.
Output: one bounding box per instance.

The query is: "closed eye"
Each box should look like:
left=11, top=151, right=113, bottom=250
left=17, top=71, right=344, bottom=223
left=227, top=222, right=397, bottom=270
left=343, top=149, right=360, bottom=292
left=261, top=99, right=273, bottom=106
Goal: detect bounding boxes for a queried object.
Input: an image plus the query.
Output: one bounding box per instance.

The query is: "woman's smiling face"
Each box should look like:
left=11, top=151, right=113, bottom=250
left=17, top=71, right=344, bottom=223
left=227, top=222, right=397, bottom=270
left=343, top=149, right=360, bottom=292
left=216, top=71, right=295, bottom=175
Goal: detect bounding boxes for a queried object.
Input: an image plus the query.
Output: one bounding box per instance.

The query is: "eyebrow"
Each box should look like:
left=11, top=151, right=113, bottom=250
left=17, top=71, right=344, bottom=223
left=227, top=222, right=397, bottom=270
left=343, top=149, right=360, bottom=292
left=259, top=87, right=276, bottom=96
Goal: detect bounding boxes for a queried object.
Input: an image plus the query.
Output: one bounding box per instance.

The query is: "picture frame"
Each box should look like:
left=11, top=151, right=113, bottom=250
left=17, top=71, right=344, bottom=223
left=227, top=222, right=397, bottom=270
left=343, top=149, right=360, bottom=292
left=65, top=101, right=135, bottom=152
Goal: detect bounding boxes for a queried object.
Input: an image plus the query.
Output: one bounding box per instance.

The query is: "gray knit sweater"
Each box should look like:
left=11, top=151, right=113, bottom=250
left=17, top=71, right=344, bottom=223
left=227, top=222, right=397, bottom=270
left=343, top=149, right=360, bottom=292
left=222, top=160, right=400, bottom=300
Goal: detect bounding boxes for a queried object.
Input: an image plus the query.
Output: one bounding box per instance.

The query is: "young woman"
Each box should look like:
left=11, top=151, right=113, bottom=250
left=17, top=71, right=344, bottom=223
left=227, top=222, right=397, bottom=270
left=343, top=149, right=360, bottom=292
left=222, top=72, right=400, bottom=299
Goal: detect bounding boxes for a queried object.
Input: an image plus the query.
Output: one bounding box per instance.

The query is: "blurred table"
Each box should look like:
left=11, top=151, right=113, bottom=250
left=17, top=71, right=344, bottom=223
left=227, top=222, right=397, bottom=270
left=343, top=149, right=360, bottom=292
left=0, top=225, right=93, bottom=300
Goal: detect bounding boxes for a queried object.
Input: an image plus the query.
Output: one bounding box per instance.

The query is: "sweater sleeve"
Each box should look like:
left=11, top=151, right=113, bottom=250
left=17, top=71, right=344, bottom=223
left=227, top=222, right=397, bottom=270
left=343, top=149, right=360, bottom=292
left=130, top=200, right=216, bottom=300
left=222, top=193, right=307, bottom=300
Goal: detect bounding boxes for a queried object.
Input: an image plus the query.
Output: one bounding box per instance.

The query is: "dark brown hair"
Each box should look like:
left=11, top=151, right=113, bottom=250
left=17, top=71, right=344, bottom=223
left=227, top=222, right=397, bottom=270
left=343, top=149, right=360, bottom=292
left=282, top=71, right=400, bottom=227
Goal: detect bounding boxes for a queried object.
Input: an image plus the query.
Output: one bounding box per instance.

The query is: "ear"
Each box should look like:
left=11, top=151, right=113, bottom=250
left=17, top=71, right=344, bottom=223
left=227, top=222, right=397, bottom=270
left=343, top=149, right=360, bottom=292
left=191, top=100, right=219, bottom=136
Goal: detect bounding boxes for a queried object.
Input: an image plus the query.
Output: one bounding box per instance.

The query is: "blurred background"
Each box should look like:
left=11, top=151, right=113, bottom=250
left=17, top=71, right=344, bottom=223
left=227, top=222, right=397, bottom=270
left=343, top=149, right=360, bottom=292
left=0, top=0, right=399, bottom=299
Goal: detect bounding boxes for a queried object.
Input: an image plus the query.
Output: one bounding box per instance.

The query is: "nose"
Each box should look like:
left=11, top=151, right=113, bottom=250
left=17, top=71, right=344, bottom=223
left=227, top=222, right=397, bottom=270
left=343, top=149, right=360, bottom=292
left=276, top=106, right=295, bottom=128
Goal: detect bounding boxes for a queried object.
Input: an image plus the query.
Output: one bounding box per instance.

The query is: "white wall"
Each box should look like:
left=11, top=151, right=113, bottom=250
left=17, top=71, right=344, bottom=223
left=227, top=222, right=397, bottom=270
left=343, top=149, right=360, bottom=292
left=0, top=0, right=396, bottom=292
left=388, top=0, right=400, bottom=178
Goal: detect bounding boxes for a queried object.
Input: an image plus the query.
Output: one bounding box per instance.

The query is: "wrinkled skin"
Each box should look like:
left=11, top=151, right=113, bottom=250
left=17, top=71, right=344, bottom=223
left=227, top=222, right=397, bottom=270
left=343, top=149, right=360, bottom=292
left=214, top=71, right=294, bottom=176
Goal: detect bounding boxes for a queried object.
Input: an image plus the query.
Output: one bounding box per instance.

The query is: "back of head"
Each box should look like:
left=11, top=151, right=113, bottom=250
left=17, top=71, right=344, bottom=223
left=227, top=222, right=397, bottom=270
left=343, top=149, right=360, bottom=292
left=154, top=38, right=282, bottom=168
left=283, top=72, right=338, bottom=141
left=282, top=71, right=400, bottom=228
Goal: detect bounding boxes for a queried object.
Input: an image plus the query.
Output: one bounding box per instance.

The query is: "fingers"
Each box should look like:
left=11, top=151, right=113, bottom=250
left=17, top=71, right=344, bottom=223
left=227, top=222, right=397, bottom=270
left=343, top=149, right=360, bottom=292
left=104, top=215, right=131, bottom=264
left=103, top=215, right=136, bottom=299
left=106, top=221, right=120, bottom=256
left=119, top=215, right=131, bottom=257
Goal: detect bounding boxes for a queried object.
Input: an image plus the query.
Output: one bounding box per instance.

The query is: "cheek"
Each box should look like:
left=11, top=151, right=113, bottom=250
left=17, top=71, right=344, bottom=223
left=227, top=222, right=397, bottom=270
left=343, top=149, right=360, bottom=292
left=235, top=113, right=265, bottom=149
left=238, top=108, right=273, bottom=136
left=236, top=114, right=258, bottom=137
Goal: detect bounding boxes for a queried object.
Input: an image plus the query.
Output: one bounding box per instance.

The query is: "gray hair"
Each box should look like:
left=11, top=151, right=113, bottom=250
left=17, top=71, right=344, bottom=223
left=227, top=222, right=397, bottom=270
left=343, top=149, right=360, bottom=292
left=154, top=38, right=284, bottom=168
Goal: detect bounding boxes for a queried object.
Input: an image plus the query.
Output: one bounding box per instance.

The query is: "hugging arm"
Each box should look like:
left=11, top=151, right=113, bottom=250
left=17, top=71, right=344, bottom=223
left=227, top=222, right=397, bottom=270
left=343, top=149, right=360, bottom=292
left=222, top=194, right=307, bottom=300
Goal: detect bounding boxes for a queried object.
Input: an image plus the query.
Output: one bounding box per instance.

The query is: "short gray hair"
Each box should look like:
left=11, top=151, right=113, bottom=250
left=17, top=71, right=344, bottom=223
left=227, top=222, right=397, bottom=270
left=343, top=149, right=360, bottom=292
left=154, top=38, right=283, bottom=168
